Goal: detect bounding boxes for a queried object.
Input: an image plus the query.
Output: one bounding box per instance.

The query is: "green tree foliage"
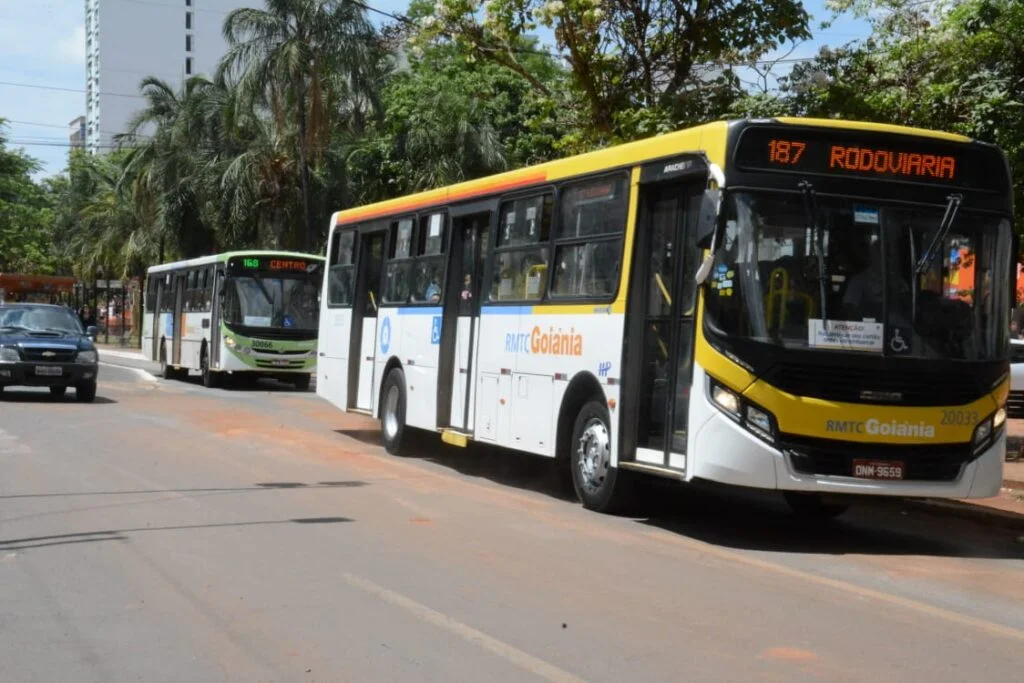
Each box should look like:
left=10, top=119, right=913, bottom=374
left=407, top=0, right=810, bottom=149
left=346, top=41, right=567, bottom=202
left=0, top=122, right=60, bottom=274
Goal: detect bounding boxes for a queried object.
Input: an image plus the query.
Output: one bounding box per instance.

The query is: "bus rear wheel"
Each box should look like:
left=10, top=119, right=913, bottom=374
left=570, top=399, right=632, bottom=513
left=380, top=369, right=407, bottom=455
left=783, top=492, right=849, bottom=519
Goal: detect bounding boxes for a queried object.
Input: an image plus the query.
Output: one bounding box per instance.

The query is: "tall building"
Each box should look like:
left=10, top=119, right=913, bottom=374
left=69, top=116, right=86, bottom=150
left=84, top=0, right=250, bottom=154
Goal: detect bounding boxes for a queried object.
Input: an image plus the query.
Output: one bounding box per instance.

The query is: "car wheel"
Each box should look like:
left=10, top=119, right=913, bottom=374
left=569, top=399, right=633, bottom=513
left=201, top=349, right=218, bottom=388
left=783, top=492, right=849, bottom=519
left=380, top=369, right=407, bottom=455
left=49, top=386, right=68, bottom=399
left=75, top=381, right=97, bottom=403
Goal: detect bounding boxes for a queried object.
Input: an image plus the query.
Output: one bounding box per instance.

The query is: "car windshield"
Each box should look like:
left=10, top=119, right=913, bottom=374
left=0, top=306, right=84, bottom=334
left=222, top=275, right=320, bottom=331
left=704, top=191, right=1012, bottom=361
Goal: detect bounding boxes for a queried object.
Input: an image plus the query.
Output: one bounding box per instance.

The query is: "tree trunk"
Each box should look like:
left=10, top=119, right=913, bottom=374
left=296, top=84, right=315, bottom=253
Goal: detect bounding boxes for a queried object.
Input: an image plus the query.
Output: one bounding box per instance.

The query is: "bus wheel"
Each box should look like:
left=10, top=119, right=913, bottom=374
left=783, top=492, right=849, bottom=520
left=380, top=369, right=407, bottom=455
left=201, top=349, right=218, bottom=388
left=570, top=399, right=631, bottom=512
left=292, top=374, right=311, bottom=391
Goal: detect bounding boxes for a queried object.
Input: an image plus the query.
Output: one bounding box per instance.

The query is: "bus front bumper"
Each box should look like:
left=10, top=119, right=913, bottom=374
left=690, top=410, right=1004, bottom=500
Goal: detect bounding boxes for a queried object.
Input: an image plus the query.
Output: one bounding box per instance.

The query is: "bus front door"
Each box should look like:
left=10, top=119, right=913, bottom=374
left=349, top=231, right=384, bottom=411
left=439, top=210, right=491, bottom=431
left=172, top=272, right=185, bottom=366
left=623, top=172, right=703, bottom=471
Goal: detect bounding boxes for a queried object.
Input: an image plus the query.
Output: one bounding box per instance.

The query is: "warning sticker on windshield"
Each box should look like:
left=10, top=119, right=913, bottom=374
left=808, top=319, right=883, bottom=352
left=854, top=205, right=879, bottom=224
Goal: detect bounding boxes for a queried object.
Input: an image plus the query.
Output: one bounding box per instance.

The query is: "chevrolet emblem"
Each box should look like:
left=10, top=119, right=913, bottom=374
left=41, top=351, right=56, bottom=357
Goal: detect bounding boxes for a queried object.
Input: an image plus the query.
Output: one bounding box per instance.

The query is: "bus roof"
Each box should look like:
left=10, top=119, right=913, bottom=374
left=331, top=117, right=981, bottom=226
left=146, top=250, right=324, bottom=275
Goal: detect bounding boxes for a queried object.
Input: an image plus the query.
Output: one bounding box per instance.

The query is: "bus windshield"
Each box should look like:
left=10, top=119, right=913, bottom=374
left=223, top=274, right=319, bottom=332
left=704, top=191, right=1011, bottom=361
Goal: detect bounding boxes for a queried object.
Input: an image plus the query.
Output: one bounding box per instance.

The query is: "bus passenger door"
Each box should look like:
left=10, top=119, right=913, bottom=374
left=172, top=272, right=186, bottom=366
left=439, top=209, right=491, bottom=431
left=622, top=160, right=704, bottom=472
left=210, top=268, right=224, bottom=368
left=149, top=276, right=161, bottom=360
left=349, top=231, right=385, bottom=411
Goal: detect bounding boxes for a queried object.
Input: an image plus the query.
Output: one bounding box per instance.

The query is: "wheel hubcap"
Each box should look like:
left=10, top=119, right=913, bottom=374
left=383, top=385, right=400, bottom=438
left=576, top=418, right=610, bottom=494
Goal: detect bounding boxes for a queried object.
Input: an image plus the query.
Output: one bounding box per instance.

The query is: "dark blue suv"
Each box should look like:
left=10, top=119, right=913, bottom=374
left=0, top=304, right=100, bottom=402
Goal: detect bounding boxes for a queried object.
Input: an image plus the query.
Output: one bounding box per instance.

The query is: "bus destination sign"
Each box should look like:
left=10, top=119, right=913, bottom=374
left=229, top=256, right=320, bottom=275
left=733, top=126, right=1001, bottom=190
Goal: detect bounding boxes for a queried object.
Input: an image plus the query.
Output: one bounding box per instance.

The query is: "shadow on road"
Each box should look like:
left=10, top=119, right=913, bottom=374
left=0, top=480, right=368, bottom=500
left=0, top=516, right=353, bottom=552
left=342, top=426, right=1024, bottom=560
left=0, top=389, right=116, bottom=404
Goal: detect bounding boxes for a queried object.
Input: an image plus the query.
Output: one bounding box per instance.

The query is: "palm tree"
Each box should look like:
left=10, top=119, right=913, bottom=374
left=219, top=0, right=383, bottom=251
left=117, top=76, right=216, bottom=258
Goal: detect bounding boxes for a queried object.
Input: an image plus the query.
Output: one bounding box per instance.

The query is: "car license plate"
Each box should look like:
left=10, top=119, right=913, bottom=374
left=272, top=359, right=290, bottom=367
left=35, top=365, right=63, bottom=376
left=852, top=459, right=904, bottom=480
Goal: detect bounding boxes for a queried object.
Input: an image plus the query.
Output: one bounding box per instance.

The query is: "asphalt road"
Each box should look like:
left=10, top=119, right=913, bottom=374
left=1, top=362, right=1023, bottom=682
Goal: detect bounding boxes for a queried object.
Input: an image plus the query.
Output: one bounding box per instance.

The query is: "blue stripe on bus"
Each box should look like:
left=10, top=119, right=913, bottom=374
left=396, top=307, right=443, bottom=316
left=481, top=306, right=533, bottom=315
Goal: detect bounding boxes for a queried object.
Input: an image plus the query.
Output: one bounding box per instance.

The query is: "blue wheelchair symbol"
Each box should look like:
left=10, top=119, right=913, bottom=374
left=380, top=317, right=391, bottom=354
left=430, top=316, right=442, bottom=345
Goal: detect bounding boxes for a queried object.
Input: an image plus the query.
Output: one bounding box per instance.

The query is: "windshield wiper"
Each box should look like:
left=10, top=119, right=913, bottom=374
left=799, top=181, right=829, bottom=329
left=247, top=273, right=277, bottom=309
left=915, top=193, right=963, bottom=274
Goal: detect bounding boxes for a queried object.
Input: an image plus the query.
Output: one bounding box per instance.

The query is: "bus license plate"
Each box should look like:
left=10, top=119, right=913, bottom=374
left=852, top=460, right=904, bottom=480
left=272, top=359, right=290, bottom=367
left=35, top=366, right=63, bottom=376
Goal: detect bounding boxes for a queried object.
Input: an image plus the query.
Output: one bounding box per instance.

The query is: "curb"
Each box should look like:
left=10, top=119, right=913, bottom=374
left=903, top=498, right=1024, bottom=532
left=98, top=349, right=147, bottom=362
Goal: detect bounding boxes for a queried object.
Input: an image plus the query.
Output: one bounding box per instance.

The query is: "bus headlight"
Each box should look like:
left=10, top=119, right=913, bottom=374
left=708, top=378, right=777, bottom=444
left=225, top=336, right=237, bottom=349
left=711, top=384, right=740, bottom=416
left=972, top=408, right=1005, bottom=453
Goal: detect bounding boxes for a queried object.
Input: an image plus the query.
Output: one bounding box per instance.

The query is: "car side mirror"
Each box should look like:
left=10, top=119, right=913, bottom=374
left=86, top=325, right=99, bottom=341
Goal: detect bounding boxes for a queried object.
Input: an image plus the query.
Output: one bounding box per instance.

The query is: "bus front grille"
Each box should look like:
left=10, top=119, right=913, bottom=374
left=762, top=363, right=984, bottom=407
left=779, top=434, right=975, bottom=482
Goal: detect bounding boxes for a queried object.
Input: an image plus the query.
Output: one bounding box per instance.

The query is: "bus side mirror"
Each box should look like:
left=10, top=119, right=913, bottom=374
left=694, top=189, right=722, bottom=285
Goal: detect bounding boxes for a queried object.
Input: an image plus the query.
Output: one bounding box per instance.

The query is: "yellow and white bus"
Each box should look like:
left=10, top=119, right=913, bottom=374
left=316, top=118, right=1015, bottom=516
left=144, top=251, right=323, bottom=388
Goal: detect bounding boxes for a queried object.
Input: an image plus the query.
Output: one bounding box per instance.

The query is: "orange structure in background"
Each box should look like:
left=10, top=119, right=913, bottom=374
left=0, top=274, right=77, bottom=304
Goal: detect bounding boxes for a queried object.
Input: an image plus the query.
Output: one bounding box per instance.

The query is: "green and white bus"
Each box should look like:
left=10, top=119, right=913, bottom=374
left=143, top=251, right=324, bottom=388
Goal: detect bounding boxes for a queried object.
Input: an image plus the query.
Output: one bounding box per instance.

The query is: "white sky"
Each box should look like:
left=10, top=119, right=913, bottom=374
left=0, top=0, right=870, bottom=180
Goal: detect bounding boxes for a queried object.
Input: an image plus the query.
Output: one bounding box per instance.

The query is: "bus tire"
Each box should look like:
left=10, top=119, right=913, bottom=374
left=570, top=399, right=632, bottom=513
left=783, top=492, right=849, bottom=519
left=380, top=368, right=407, bottom=455
left=292, top=374, right=311, bottom=391
left=201, top=348, right=218, bottom=388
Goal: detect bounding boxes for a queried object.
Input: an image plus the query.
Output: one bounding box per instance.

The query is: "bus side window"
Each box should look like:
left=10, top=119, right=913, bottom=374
left=145, top=275, right=158, bottom=312
left=490, top=194, right=553, bottom=302
left=551, top=175, right=628, bottom=300
left=328, top=229, right=355, bottom=307
left=412, top=212, right=446, bottom=304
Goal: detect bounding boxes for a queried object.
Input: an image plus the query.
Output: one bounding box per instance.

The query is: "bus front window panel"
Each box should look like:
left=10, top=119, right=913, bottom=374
left=328, top=265, right=354, bottom=306
left=704, top=192, right=1012, bottom=361
left=223, top=275, right=319, bottom=331
left=883, top=211, right=1010, bottom=360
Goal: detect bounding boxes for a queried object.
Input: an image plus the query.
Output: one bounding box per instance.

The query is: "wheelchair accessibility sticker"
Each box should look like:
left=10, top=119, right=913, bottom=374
left=380, top=317, right=391, bottom=354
